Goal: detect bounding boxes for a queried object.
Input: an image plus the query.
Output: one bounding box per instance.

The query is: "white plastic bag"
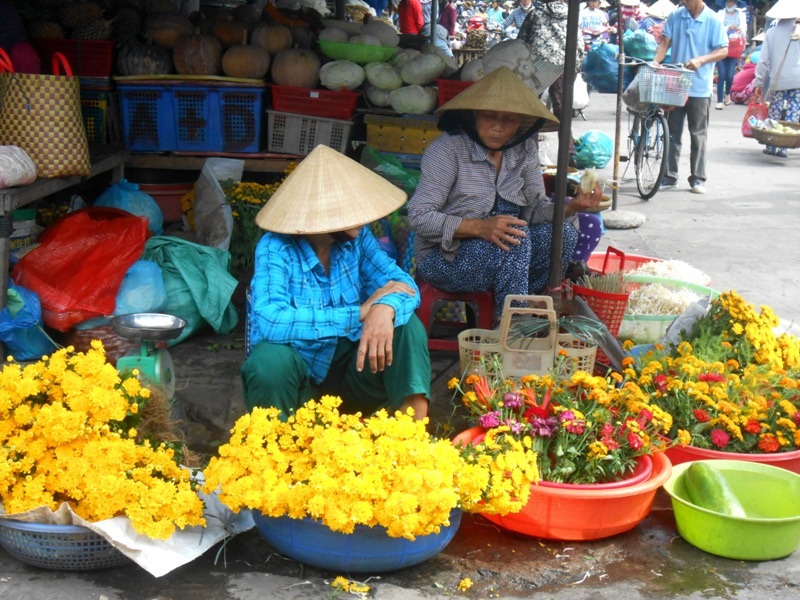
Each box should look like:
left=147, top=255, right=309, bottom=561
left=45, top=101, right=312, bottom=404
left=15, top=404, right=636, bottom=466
left=193, top=158, right=242, bottom=251
left=0, top=145, right=37, bottom=189
left=573, top=73, right=590, bottom=111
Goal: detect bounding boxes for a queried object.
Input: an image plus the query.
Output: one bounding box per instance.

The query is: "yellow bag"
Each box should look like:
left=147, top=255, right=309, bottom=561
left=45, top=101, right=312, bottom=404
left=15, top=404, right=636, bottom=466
left=0, top=50, right=90, bottom=179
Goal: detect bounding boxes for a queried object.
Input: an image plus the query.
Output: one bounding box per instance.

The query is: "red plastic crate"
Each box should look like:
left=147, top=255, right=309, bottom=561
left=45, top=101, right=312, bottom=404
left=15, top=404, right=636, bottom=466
left=436, top=79, right=473, bottom=106
left=269, top=84, right=359, bottom=120
left=33, top=39, right=114, bottom=77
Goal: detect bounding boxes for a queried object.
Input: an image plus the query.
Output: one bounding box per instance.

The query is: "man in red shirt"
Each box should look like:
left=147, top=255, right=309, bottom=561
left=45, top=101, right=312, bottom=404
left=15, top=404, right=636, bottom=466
left=398, top=0, right=425, bottom=33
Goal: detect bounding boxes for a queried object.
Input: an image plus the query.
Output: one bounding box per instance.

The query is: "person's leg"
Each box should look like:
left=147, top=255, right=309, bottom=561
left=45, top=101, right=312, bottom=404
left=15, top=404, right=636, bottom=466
left=572, top=213, right=603, bottom=263
left=336, top=315, right=432, bottom=418
left=665, top=105, right=686, bottom=185
left=716, top=61, right=728, bottom=105
left=417, top=232, right=532, bottom=318
left=774, top=88, right=800, bottom=157
left=723, top=59, right=736, bottom=104
left=528, top=222, right=579, bottom=294
left=686, top=96, right=710, bottom=187
left=241, top=342, right=317, bottom=416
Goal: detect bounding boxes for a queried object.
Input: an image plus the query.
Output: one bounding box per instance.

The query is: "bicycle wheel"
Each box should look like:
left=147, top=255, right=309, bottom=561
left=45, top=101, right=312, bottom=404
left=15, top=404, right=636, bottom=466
left=635, top=111, right=669, bottom=200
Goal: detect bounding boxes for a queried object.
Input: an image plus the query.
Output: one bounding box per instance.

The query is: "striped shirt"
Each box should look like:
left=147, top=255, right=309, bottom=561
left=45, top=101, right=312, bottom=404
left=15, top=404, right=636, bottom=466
left=408, top=131, right=557, bottom=263
left=249, top=228, right=419, bottom=384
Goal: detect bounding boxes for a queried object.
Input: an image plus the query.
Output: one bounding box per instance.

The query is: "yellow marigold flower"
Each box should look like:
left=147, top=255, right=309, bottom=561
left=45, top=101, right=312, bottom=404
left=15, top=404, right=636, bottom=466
left=622, top=356, right=635, bottom=368
left=331, top=576, right=351, bottom=591
left=676, top=429, right=691, bottom=446
left=458, top=577, right=474, bottom=591
left=448, top=377, right=460, bottom=390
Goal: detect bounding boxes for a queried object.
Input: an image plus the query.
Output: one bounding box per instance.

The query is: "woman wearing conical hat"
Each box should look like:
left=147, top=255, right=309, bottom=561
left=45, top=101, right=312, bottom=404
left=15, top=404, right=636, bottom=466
left=407, top=67, right=604, bottom=319
left=242, top=146, right=431, bottom=420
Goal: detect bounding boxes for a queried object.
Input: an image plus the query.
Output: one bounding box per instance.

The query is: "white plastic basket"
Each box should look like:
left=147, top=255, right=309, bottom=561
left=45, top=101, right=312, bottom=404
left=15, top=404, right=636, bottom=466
left=637, top=63, right=693, bottom=107
left=266, top=110, right=352, bottom=156
left=556, top=333, right=598, bottom=377
left=457, top=295, right=557, bottom=378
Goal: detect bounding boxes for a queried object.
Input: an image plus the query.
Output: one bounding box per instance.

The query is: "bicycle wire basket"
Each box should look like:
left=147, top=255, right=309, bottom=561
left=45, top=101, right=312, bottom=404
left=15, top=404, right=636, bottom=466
left=637, top=63, right=693, bottom=107
left=0, top=519, right=130, bottom=570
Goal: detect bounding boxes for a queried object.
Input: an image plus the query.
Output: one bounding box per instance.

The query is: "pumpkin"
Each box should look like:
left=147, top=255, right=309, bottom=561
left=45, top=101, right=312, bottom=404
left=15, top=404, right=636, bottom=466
left=199, top=6, right=232, bottom=22
left=222, top=34, right=270, bottom=79
left=117, top=36, right=173, bottom=76
left=144, top=13, right=194, bottom=49
left=270, top=48, right=320, bottom=88
left=251, top=23, right=293, bottom=56
left=211, top=19, right=248, bottom=48
left=173, top=32, right=223, bottom=76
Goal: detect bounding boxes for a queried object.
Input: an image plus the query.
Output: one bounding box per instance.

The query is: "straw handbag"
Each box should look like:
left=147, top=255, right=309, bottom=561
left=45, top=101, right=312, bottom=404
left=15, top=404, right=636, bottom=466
left=0, top=50, right=90, bottom=178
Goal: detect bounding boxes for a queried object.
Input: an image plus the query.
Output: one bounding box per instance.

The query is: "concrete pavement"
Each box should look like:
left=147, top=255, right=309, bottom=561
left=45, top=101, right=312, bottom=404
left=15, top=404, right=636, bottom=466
left=1, top=92, right=799, bottom=599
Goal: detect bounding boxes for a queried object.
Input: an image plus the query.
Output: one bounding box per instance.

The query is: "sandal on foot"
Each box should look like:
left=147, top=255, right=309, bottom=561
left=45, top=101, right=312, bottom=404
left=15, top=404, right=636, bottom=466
left=776, top=149, right=789, bottom=158
left=763, top=148, right=776, bottom=156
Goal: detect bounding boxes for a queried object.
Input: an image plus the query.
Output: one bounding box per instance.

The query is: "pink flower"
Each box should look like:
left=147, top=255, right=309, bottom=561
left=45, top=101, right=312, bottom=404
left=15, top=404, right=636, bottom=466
left=710, top=428, right=730, bottom=448
left=627, top=432, right=643, bottom=450
left=503, top=392, right=524, bottom=410
left=479, top=411, right=501, bottom=429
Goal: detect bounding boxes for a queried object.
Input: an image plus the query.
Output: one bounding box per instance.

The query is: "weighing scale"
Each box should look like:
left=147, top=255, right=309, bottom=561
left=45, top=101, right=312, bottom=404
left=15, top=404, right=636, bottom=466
left=111, top=313, right=187, bottom=400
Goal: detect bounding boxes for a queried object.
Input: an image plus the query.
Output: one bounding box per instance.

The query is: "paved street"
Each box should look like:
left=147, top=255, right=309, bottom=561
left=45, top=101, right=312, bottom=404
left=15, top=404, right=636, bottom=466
left=1, top=93, right=799, bottom=599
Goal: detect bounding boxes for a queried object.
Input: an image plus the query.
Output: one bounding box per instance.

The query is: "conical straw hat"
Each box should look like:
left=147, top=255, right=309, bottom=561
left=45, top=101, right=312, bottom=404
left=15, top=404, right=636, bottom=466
left=434, top=67, right=559, bottom=126
left=255, top=145, right=407, bottom=234
left=641, top=0, right=674, bottom=19
left=767, top=0, right=800, bottom=19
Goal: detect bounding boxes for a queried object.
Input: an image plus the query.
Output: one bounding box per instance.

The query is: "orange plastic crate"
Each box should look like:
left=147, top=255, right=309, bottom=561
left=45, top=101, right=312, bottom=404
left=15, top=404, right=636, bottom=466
left=269, top=84, right=359, bottom=120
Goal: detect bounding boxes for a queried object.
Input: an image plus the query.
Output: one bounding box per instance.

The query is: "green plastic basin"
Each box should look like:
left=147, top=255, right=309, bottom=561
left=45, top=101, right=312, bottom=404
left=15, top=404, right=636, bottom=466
left=664, top=460, right=800, bottom=561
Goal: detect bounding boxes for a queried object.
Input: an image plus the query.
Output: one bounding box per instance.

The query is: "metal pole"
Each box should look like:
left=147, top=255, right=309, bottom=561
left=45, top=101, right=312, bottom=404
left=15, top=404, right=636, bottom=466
left=431, top=0, right=439, bottom=45
left=612, top=0, right=625, bottom=211
left=548, top=0, right=581, bottom=292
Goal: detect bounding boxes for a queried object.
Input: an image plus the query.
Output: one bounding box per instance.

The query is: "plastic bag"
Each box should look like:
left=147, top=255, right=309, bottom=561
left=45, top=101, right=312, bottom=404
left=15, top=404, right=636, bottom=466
left=114, top=260, right=168, bottom=315
left=359, top=146, right=421, bottom=196
left=12, top=207, right=150, bottom=332
left=574, top=130, right=614, bottom=169
left=622, top=72, right=650, bottom=113
left=0, top=145, right=36, bottom=189
left=0, top=279, right=57, bottom=360
left=141, top=236, right=238, bottom=345
left=573, top=73, right=590, bottom=111
left=742, top=99, right=768, bottom=138
left=582, top=42, right=619, bottom=94
left=194, top=158, right=241, bottom=251
left=623, top=29, right=658, bottom=61
left=94, top=179, right=164, bottom=236
left=727, top=33, right=746, bottom=60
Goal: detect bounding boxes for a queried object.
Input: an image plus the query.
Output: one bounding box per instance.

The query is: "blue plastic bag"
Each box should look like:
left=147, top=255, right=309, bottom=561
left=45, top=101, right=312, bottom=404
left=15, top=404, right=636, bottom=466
left=94, top=179, right=164, bottom=236
left=574, top=130, right=614, bottom=169
left=624, top=29, right=658, bottom=61
left=114, top=260, right=168, bottom=315
left=0, top=279, right=57, bottom=360
left=582, top=42, right=637, bottom=93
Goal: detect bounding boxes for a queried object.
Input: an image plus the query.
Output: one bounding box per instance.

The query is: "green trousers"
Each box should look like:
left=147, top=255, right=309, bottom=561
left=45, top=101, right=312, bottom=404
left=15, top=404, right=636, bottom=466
left=241, top=314, right=431, bottom=418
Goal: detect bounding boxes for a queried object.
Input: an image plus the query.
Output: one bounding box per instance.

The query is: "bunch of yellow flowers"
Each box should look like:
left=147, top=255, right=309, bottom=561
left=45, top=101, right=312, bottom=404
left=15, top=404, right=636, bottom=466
left=202, top=396, right=539, bottom=541
left=0, top=342, right=206, bottom=540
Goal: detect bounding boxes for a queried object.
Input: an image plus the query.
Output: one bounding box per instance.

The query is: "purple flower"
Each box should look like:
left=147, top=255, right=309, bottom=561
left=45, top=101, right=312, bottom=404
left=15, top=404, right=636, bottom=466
left=506, top=419, right=526, bottom=436
left=479, top=411, right=502, bottom=429
left=559, top=410, right=575, bottom=423
left=530, top=417, right=558, bottom=437
left=503, top=392, right=524, bottom=410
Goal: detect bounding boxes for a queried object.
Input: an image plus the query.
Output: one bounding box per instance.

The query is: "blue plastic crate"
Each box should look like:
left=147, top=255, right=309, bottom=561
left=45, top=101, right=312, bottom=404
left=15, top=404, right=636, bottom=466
left=119, top=83, right=265, bottom=153
left=118, top=84, right=175, bottom=151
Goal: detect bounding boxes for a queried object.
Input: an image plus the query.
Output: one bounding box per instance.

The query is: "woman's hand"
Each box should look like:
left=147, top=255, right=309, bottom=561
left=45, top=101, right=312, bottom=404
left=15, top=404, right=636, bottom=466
left=461, top=215, right=528, bottom=251
left=360, top=281, right=416, bottom=322
left=357, top=304, right=396, bottom=373
left=567, top=182, right=604, bottom=214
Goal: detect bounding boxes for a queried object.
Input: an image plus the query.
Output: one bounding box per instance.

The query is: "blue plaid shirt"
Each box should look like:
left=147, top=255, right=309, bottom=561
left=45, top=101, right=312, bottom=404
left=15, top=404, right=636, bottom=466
left=249, top=227, right=419, bottom=384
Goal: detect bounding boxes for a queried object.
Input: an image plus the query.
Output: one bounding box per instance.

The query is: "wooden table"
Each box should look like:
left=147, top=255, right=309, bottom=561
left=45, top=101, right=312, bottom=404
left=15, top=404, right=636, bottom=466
left=0, top=145, right=129, bottom=310
left=126, top=153, right=297, bottom=174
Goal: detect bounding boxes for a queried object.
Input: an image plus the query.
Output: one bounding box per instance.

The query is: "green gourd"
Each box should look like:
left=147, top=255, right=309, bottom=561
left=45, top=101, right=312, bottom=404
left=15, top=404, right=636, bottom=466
left=683, top=462, right=747, bottom=518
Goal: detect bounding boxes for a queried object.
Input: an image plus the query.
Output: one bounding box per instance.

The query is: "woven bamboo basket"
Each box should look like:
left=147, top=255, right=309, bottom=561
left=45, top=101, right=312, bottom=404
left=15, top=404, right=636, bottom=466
left=751, top=121, right=800, bottom=149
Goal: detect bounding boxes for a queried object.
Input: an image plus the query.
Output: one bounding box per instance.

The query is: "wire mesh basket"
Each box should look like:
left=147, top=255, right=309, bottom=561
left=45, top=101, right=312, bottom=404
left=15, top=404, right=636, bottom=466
left=0, top=519, right=130, bottom=571
left=637, top=63, right=693, bottom=107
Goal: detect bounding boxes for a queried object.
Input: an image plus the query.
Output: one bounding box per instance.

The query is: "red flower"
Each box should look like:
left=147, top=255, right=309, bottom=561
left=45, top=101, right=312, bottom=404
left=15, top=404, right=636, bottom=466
left=602, top=437, right=620, bottom=451
left=654, top=374, right=667, bottom=393
left=698, top=372, right=725, bottom=383
left=710, top=428, right=730, bottom=448
left=600, top=423, right=614, bottom=438
left=692, top=409, right=711, bottom=423
left=793, top=412, right=800, bottom=426
left=524, top=406, right=548, bottom=421
left=744, top=419, right=762, bottom=434
left=758, top=435, right=781, bottom=453
left=627, top=432, right=643, bottom=450
left=637, top=408, right=653, bottom=429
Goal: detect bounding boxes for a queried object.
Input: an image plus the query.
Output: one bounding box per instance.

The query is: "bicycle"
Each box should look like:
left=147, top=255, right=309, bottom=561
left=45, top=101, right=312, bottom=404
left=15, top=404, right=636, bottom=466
left=622, top=59, right=693, bottom=201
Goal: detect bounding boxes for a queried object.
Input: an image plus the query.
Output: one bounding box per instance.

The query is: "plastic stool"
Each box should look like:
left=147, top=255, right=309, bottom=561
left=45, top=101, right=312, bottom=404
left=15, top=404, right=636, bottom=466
left=416, top=279, right=494, bottom=352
